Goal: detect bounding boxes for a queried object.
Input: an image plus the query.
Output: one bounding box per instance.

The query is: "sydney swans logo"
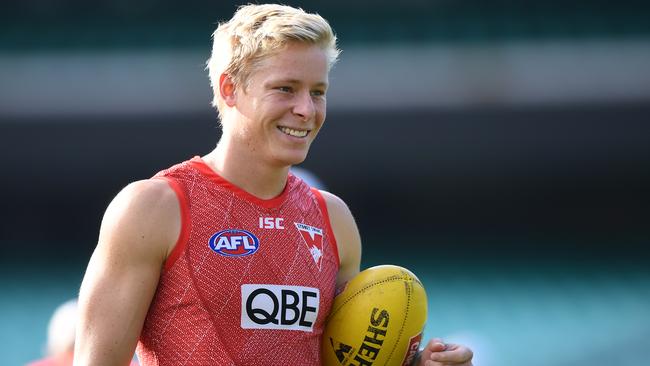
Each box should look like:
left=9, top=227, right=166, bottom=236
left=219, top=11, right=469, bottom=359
left=294, top=223, right=324, bottom=270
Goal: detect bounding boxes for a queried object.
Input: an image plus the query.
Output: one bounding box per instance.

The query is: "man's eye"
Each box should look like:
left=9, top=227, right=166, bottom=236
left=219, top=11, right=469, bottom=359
left=310, top=90, right=325, bottom=97
left=277, top=86, right=292, bottom=93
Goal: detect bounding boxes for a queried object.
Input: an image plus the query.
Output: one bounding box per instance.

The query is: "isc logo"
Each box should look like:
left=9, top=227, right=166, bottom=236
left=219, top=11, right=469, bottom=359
left=259, top=217, right=284, bottom=229
left=208, top=229, right=260, bottom=257
left=241, top=284, right=320, bottom=332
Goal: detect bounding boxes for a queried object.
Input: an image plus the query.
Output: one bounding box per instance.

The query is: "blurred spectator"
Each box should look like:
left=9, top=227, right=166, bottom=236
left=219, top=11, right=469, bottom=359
left=26, top=299, right=77, bottom=366
left=26, top=299, right=138, bottom=366
left=290, top=166, right=327, bottom=190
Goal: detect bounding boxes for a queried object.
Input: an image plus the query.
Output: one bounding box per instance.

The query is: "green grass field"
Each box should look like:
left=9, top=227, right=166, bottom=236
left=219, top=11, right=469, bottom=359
left=3, top=243, right=649, bottom=366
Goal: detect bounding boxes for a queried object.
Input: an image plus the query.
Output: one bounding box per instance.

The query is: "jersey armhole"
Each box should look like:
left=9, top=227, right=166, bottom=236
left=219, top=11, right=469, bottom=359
left=311, top=188, right=340, bottom=267
left=153, top=176, right=190, bottom=271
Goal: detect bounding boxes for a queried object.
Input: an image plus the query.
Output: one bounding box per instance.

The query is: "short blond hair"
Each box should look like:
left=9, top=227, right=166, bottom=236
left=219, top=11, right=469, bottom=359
left=206, top=4, right=340, bottom=114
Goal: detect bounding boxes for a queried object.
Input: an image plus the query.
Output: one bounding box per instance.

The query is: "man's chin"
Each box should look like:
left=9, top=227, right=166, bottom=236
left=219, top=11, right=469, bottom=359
left=273, top=152, right=309, bottom=168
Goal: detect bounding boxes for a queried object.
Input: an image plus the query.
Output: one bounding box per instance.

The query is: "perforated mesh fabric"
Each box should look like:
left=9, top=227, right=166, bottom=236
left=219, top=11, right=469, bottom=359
left=136, top=157, right=339, bottom=365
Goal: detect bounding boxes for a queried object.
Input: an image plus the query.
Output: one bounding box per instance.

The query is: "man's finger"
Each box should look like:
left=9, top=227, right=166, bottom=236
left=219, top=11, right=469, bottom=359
left=428, top=343, right=473, bottom=363
left=424, top=338, right=447, bottom=352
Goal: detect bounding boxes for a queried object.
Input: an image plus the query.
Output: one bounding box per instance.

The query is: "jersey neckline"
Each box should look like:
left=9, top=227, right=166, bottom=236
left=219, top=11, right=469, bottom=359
left=188, top=156, right=292, bottom=209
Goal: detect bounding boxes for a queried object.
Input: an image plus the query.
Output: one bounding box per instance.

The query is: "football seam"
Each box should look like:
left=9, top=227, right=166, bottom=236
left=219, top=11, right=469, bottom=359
left=384, top=271, right=412, bottom=365
left=329, top=274, right=409, bottom=316
left=329, top=273, right=416, bottom=365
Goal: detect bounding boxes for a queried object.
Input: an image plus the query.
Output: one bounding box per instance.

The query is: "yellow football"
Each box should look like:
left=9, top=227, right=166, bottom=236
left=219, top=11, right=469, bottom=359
left=322, top=265, right=428, bottom=366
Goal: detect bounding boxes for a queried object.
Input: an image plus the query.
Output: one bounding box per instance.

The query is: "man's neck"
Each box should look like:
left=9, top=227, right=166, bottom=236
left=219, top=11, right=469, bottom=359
left=203, top=142, right=290, bottom=200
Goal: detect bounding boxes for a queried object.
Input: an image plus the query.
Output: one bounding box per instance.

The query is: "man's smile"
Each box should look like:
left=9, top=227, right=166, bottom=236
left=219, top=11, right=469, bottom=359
left=278, top=126, right=310, bottom=138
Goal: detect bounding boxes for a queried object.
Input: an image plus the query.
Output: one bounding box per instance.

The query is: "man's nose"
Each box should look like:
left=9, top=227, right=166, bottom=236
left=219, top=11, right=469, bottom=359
left=292, top=91, right=315, bottom=121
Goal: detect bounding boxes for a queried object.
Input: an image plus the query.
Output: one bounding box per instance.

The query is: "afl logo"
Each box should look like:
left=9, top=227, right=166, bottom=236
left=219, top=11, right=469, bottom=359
left=209, top=229, right=260, bottom=257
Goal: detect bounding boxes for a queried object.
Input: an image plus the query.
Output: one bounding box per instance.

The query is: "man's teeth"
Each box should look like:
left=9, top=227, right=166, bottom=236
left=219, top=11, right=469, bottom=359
left=279, top=127, right=308, bottom=137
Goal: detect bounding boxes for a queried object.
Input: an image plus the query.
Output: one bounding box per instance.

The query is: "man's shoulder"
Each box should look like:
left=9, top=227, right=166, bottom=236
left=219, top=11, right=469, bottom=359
left=154, top=156, right=200, bottom=179
left=313, top=190, right=358, bottom=247
left=315, top=190, right=362, bottom=286
left=118, top=178, right=178, bottom=209
left=104, top=179, right=180, bottom=240
left=98, top=178, right=181, bottom=263
left=316, top=190, right=352, bottom=218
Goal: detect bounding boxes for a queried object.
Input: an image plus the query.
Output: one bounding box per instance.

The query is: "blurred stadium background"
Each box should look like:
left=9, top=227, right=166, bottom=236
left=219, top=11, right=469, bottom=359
left=1, top=1, right=649, bottom=365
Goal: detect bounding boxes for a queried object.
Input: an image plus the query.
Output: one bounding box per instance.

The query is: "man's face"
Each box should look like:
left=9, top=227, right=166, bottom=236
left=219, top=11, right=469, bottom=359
left=231, top=42, right=329, bottom=167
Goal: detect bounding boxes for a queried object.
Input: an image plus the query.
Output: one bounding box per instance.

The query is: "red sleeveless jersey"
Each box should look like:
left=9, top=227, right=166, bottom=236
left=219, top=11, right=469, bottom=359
left=136, top=157, right=339, bottom=366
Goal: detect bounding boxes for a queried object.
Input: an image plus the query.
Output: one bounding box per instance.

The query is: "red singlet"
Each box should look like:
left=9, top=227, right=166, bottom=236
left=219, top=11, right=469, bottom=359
left=136, top=157, right=339, bottom=365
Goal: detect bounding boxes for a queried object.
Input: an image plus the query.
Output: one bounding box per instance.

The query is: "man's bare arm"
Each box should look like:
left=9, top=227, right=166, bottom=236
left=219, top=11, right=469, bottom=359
left=318, top=190, right=362, bottom=288
left=74, top=179, right=180, bottom=365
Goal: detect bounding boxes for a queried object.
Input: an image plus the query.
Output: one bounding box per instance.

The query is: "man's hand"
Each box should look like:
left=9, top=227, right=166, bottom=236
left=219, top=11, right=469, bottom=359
left=417, top=338, right=473, bottom=366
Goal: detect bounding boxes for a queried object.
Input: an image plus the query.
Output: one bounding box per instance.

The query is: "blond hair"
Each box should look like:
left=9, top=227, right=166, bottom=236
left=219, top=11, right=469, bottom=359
left=206, top=4, right=340, bottom=114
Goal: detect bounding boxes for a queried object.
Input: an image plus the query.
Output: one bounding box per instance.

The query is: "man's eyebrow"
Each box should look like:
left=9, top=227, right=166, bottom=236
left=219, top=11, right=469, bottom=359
left=267, top=79, right=328, bottom=87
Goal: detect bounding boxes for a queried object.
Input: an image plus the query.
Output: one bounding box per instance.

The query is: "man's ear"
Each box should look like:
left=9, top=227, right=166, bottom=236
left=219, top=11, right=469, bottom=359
left=219, top=73, right=237, bottom=107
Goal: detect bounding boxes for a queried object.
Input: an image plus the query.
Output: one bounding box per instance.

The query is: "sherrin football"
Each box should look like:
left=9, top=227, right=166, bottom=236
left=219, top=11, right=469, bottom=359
left=322, top=265, right=428, bottom=366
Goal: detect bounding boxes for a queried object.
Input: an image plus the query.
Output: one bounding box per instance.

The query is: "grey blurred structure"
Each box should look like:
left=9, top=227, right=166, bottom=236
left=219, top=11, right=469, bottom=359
left=2, top=0, right=648, bottom=249
left=1, top=1, right=649, bottom=365
left=3, top=41, right=650, bottom=116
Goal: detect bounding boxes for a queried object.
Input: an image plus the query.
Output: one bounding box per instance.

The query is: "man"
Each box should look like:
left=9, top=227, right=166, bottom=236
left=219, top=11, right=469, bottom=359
left=75, top=4, right=473, bottom=365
